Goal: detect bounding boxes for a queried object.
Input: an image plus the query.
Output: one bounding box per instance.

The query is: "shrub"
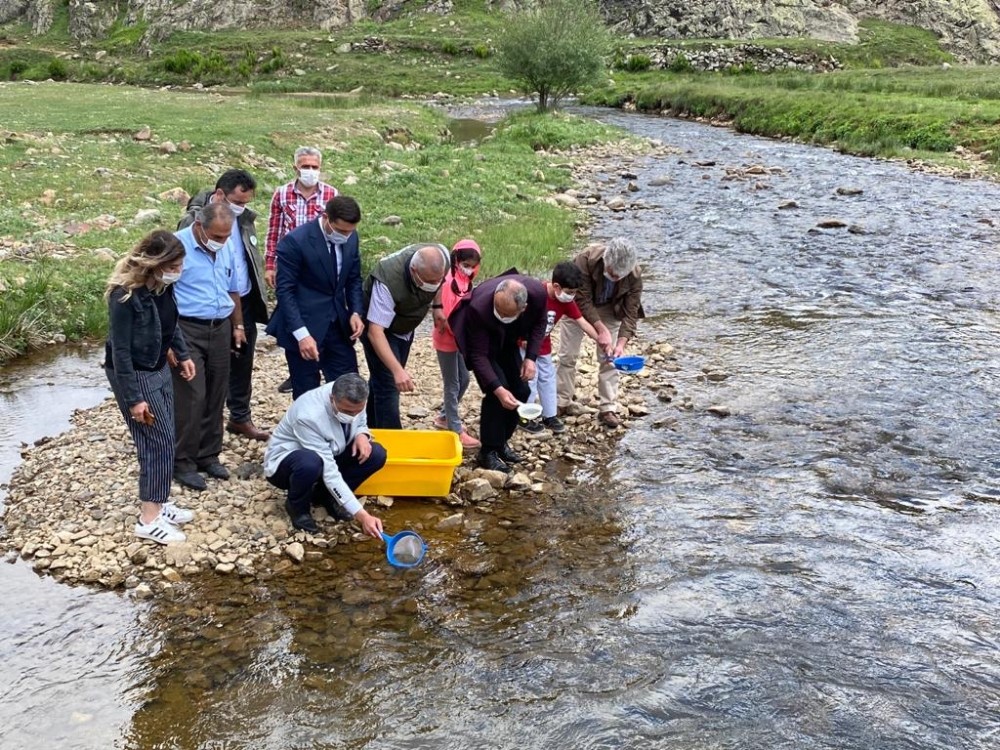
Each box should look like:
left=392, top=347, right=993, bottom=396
left=496, top=0, right=611, bottom=112
left=668, top=52, right=694, bottom=73
left=441, top=40, right=460, bottom=55
left=163, top=49, right=199, bottom=75
left=46, top=59, right=69, bottom=80
left=6, top=59, right=28, bottom=79
left=623, top=54, right=652, bottom=72
left=473, top=43, right=491, bottom=59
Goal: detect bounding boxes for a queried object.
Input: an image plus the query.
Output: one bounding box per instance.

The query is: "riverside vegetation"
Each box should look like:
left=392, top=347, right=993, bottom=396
left=0, top=83, right=625, bottom=361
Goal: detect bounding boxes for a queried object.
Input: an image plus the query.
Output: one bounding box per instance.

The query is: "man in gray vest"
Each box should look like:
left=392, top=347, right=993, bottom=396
left=179, top=168, right=271, bottom=442
left=361, top=244, right=449, bottom=429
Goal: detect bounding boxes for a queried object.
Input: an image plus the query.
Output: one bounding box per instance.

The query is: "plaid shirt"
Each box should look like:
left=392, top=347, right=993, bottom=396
left=264, top=180, right=338, bottom=272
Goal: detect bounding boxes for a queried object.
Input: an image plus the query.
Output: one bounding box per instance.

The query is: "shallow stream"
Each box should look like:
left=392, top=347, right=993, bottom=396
left=3, top=111, right=1000, bottom=749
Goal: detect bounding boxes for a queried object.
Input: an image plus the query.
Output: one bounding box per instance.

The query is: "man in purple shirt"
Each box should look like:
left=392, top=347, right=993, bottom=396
left=449, top=273, right=548, bottom=472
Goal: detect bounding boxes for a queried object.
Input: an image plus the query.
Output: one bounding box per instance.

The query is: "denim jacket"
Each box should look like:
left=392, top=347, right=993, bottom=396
left=105, top=285, right=190, bottom=406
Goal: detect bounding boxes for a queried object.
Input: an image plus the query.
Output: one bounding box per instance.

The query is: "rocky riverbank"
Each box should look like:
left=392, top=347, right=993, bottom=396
left=0, top=331, right=677, bottom=593
left=0, top=136, right=687, bottom=593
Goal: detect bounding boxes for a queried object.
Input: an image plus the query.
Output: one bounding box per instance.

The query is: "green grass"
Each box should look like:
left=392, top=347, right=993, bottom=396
left=0, top=83, right=630, bottom=361
left=584, top=68, right=1000, bottom=160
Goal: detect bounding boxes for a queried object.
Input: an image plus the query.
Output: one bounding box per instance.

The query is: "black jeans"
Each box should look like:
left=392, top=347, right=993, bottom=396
left=361, top=330, right=412, bottom=430
left=267, top=445, right=388, bottom=516
left=479, top=343, right=529, bottom=452
left=227, top=295, right=258, bottom=424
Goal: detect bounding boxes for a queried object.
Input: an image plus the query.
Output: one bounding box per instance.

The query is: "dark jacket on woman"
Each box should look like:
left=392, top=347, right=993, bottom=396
left=105, top=286, right=190, bottom=407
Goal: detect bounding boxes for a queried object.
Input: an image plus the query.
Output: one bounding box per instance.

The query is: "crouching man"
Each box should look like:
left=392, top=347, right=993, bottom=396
left=264, top=373, right=386, bottom=536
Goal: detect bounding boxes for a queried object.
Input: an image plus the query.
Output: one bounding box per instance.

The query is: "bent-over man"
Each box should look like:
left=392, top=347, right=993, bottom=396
left=361, top=243, right=449, bottom=429
left=449, top=274, right=548, bottom=473
left=556, top=238, right=645, bottom=429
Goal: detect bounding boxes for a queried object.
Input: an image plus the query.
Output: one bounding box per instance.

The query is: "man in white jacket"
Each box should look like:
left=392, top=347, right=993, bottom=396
left=264, top=373, right=386, bottom=536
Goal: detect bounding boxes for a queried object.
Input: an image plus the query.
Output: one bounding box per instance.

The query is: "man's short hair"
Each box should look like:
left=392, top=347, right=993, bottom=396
left=552, top=261, right=584, bottom=289
left=326, top=196, right=361, bottom=224
left=496, top=278, right=528, bottom=311
left=331, top=373, right=369, bottom=404
left=196, top=201, right=235, bottom=228
left=412, top=244, right=449, bottom=276
left=215, top=168, right=256, bottom=195
left=603, top=238, right=638, bottom=278
left=294, top=146, right=323, bottom=165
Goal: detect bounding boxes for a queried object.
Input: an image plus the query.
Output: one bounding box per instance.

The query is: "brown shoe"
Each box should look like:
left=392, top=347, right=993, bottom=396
left=559, top=402, right=587, bottom=417
left=226, top=420, right=271, bottom=441
left=598, top=411, right=621, bottom=429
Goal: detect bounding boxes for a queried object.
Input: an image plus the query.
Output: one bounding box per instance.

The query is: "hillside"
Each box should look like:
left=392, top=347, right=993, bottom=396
left=2, top=0, right=1000, bottom=60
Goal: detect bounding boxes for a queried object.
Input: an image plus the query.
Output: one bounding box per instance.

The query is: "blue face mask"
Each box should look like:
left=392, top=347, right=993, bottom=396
left=322, top=217, right=352, bottom=246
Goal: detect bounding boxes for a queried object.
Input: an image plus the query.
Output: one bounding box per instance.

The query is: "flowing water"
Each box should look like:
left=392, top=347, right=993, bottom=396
left=4, top=112, right=1000, bottom=749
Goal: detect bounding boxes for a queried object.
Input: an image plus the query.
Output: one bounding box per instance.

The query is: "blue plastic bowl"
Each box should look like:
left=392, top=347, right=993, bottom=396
left=613, top=355, right=646, bottom=372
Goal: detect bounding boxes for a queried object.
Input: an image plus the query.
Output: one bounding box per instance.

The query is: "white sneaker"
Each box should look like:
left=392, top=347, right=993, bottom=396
left=160, top=502, right=194, bottom=525
left=135, top=514, right=187, bottom=544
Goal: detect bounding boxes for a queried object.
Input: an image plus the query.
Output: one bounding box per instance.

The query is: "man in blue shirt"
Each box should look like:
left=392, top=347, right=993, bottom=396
left=172, top=202, right=244, bottom=491
left=179, top=169, right=270, bottom=442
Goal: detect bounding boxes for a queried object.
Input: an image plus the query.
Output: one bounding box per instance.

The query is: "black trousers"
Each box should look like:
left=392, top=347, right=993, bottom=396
left=227, top=295, right=258, bottom=424
left=479, top=343, right=529, bottom=452
left=285, top=317, right=358, bottom=400
left=173, top=318, right=231, bottom=472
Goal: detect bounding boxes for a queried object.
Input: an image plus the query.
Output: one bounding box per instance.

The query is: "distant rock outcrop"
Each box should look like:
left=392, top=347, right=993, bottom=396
left=2, top=0, right=1000, bottom=61
left=602, top=0, right=1000, bottom=61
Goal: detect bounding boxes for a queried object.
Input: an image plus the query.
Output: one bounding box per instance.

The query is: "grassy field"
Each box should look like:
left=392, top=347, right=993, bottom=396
left=0, top=83, right=626, bottom=361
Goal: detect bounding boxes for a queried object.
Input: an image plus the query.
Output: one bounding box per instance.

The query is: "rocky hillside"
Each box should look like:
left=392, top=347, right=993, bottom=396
left=2, top=0, right=999, bottom=60
left=603, top=0, right=1000, bottom=61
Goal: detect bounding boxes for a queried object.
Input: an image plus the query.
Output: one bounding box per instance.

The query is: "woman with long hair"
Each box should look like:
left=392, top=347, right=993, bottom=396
left=431, top=238, right=482, bottom=449
left=105, top=229, right=197, bottom=544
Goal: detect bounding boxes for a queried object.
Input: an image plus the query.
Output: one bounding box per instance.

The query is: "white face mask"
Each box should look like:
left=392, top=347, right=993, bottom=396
left=556, top=290, right=575, bottom=303
left=227, top=200, right=246, bottom=217
left=298, top=168, right=320, bottom=188
left=198, top=225, right=226, bottom=253
left=494, top=307, right=518, bottom=324
left=158, top=271, right=182, bottom=285
left=335, top=409, right=359, bottom=425
left=459, top=265, right=477, bottom=277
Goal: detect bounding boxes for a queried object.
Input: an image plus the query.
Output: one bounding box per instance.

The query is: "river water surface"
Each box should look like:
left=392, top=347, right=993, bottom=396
left=3, top=112, right=1000, bottom=749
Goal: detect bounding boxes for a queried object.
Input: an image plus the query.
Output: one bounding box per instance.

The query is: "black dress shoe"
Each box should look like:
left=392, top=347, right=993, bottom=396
left=498, top=443, right=523, bottom=464
left=173, top=470, right=207, bottom=491
left=477, top=450, right=510, bottom=473
left=278, top=377, right=293, bottom=394
left=285, top=500, right=319, bottom=534
left=198, top=462, right=230, bottom=480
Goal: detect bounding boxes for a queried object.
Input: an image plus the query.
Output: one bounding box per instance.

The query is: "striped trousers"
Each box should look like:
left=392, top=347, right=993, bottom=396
left=105, top=364, right=176, bottom=503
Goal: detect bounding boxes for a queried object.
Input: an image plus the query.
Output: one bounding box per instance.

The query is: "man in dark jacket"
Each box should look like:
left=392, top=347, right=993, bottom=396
left=449, top=274, right=548, bottom=472
left=265, top=196, right=365, bottom=399
left=360, top=243, right=449, bottom=429
left=179, top=168, right=270, bottom=441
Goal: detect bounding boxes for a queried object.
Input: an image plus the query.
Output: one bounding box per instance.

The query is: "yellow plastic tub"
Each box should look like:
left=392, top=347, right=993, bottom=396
left=356, top=429, right=462, bottom=498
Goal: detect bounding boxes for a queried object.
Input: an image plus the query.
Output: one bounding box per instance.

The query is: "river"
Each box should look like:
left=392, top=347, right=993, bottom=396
left=2, top=110, right=1000, bottom=749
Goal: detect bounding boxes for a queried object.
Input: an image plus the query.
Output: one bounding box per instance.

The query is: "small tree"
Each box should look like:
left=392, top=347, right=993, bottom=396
left=496, top=0, right=610, bottom=113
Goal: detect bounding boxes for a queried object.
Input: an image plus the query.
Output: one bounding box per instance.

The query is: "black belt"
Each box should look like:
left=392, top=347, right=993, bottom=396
left=179, top=315, right=229, bottom=327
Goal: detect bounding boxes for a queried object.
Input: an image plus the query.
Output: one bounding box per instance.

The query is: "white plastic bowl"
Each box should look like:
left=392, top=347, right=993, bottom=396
left=517, top=402, right=543, bottom=420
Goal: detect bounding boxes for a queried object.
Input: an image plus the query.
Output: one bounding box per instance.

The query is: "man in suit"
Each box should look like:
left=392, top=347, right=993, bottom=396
left=449, top=274, right=548, bottom=472
left=179, top=168, right=271, bottom=441
left=265, top=196, right=365, bottom=399
left=263, top=373, right=386, bottom=535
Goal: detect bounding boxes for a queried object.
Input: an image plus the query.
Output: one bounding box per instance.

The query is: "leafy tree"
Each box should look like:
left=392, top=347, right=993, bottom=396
left=496, top=0, right=610, bottom=113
